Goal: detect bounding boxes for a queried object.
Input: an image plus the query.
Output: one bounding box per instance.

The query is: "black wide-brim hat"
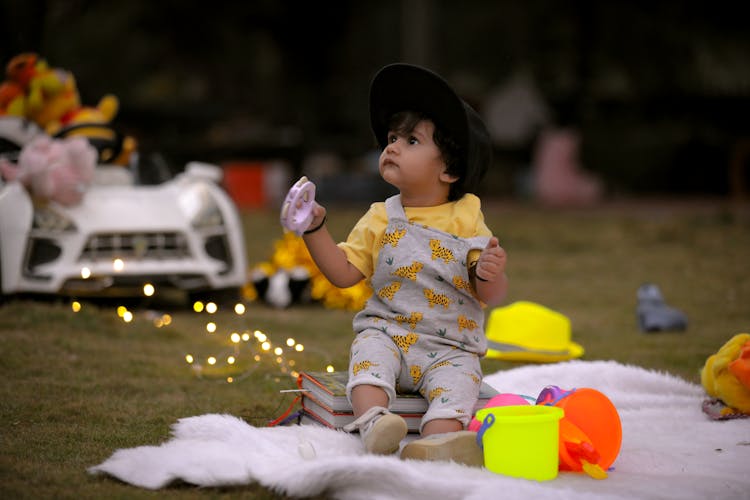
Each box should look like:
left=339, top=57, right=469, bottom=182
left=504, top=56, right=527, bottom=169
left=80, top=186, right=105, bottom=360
left=369, top=63, right=492, bottom=194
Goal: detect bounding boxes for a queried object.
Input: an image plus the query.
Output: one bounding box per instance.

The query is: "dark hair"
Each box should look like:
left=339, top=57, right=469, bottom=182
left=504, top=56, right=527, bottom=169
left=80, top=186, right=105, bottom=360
left=387, top=110, right=465, bottom=201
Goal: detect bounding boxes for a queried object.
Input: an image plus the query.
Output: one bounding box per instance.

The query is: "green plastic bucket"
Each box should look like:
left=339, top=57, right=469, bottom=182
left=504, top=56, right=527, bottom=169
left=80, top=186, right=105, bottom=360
left=475, top=405, right=564, bottom=481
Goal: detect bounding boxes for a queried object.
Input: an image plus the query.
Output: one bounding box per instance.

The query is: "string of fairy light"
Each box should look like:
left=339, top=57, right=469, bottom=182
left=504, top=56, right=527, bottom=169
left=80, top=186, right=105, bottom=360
left=185, top=299, right=335, bottom=383
left=69, top=279, right=336, bottom=383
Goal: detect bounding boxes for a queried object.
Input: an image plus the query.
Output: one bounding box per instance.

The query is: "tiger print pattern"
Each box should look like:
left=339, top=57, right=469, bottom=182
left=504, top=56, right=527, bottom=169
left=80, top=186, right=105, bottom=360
left=394, top=311, right=423, bottom=331
left=429, top=239, right=456, bottom=263
left=377, top=281, right=401, bottom=300
left=392, top=261, right=423, bottom=281
left=409, top=364, right=423, bottom=385
left=352, top=360, right=379, bottom=375
left=423, top=288, right=452, bottom=309
left=392, top=331, right=419, bottom=353
left=457, top=314, right=479, bottom=331
left=428, top=386, right=450, bottom=402
left=427, top=360, right=454, bottom=372
left=379, top=228, right=407, bottom=248
left=452, top=275, right=472, bottom=292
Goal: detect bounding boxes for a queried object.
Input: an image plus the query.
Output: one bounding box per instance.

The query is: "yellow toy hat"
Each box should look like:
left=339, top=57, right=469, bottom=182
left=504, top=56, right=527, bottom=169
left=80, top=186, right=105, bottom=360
left=485, top=301, right=584, bottom=362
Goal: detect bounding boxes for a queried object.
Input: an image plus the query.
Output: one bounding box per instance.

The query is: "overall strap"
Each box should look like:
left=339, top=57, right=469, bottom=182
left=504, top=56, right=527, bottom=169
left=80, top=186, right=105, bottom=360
left=466, top=235, right=492, bottom=252
left=384, top=194, right=407, bottom=221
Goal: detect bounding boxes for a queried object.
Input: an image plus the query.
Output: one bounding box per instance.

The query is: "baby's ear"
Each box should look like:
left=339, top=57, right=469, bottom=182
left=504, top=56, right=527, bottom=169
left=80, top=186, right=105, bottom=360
left=440, top=170, right=459, bottom=184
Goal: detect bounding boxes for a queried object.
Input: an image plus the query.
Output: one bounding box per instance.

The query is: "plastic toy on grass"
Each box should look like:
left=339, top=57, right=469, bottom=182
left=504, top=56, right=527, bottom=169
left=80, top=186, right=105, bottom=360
left=280, top=176, right=316, bottom=236
left=636, top=283, right=688, bottom=332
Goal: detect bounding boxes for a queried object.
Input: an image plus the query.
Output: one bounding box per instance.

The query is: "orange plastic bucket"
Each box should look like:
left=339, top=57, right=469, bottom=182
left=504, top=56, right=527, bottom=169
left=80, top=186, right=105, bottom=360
left=541, top=387, right=621, bottom=474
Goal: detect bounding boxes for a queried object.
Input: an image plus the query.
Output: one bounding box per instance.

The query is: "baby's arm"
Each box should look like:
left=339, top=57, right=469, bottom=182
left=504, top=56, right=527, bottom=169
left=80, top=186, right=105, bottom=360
left=303, top=203, right=365, bottom=288
left=471, top=237, right=508, bottom=307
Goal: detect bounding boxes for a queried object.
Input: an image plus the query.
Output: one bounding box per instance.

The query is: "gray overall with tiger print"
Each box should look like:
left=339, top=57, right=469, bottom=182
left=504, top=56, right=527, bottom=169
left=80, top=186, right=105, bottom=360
left=346, top=194, right=490, bottom=430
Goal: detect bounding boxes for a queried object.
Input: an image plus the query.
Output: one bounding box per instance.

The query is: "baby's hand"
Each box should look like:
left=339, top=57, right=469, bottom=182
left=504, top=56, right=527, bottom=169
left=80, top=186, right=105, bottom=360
left=475, top=237, right=506, bottom=282
left=306, top=202, right=327, bottom=234
left=280, top=176, right=317, bottom=235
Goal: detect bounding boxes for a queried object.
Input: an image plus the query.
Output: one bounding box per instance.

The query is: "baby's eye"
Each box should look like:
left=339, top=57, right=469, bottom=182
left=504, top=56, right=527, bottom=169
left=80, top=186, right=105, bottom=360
left=387, top=134, right=398, bottom=144
left=408, top=136, right=419, bottom=145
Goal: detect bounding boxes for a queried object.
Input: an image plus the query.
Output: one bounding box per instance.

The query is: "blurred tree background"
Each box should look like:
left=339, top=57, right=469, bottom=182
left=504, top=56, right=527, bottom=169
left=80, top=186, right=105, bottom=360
left=2, top=0, right=749, bottom=198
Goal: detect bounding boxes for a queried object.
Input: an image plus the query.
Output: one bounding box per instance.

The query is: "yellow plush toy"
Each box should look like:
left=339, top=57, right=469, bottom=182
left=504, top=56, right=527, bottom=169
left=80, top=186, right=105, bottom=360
left=701, top=333, right=750, bottom=418
left=246, top=232, right=372, bottom=311
left=0, top=53, right=64, bottom=117
left=1, top=53, right=134, bottom=166
left=31, top=69, right=119, bottom=140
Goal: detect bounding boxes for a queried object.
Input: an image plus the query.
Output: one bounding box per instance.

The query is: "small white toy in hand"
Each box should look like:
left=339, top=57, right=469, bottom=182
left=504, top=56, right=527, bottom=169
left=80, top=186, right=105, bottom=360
left=280, top=176, right=316, bottom=236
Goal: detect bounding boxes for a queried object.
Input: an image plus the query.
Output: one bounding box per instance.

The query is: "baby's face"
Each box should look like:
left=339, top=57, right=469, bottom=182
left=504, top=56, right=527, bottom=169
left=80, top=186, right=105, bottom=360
left=379, top=119, right=456, bottom=203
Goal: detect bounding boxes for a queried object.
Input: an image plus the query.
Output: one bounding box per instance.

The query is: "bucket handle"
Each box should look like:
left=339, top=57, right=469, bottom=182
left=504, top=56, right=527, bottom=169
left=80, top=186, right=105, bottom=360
left=476, top=413, right=495, bottom=449
left=536, top=385, right=576, bottom=405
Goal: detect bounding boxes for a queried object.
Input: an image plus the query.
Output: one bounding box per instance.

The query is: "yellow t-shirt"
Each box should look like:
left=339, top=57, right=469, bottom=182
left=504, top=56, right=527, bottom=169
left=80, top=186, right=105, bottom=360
left=338, top=193, right=492, bottom=279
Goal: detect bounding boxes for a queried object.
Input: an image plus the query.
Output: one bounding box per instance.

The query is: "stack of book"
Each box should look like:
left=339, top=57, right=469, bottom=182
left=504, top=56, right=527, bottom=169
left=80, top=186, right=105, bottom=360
left=298, top=370, right=499, bottom=432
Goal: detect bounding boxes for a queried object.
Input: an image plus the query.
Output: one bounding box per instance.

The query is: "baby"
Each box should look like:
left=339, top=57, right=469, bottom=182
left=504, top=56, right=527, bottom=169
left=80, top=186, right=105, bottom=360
left=291, top=63, right=507, bottom=465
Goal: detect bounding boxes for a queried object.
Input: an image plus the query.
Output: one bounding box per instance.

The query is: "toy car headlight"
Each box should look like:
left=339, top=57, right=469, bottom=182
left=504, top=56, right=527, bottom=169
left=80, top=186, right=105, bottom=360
left=179, top=183, right=224, bottom=229
left=33, top=206, right=77, bottom=232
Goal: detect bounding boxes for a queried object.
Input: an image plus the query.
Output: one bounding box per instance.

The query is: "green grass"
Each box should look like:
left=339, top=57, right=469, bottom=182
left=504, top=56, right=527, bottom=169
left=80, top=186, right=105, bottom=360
left=1, top=199, right=749, bottom=498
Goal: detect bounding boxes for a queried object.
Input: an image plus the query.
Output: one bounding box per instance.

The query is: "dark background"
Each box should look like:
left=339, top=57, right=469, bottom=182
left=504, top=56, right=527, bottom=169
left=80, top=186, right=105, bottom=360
left=2, top=0, right=749, bottom=198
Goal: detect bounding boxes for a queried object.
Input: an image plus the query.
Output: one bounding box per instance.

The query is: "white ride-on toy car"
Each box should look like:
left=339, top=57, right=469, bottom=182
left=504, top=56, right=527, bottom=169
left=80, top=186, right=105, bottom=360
left=0, top=116, right=247, bottom=305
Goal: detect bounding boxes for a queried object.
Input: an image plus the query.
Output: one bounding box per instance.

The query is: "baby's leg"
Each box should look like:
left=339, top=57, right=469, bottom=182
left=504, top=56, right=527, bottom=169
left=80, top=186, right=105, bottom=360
left=351, top=384, right=389, bottom=417
left=346, top=329, right=401, bottom=414
left=418, top=350, right=482, bottom=434
left=401, top=352, right=483, bottom=465
left=343, top=330, right=406, bottom=454
left=421, top=417, right=462, bottom=436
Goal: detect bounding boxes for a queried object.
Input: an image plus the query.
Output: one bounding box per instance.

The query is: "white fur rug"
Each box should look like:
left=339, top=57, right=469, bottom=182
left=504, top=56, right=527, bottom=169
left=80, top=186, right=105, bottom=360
left=89, top=361, right=750, bottom=499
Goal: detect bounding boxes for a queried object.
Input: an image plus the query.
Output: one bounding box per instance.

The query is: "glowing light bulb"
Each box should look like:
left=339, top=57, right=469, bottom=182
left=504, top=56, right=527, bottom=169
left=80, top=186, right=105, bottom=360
left=193, top=301, right=204, bottom=313
left=185, top=354, right=194, bottom=363
left=71, top=301, right=82, bottom=312
left=261, top=341, right=271, bottom=351
left=276, top=356, right=283, bottom=364
left=230, top=333, right=241, bottom=343
left=117, top=306, right=127, bottom=317
left=288, top=360, right=296, bottom=367
left=143, top=283, right=155, bottom=296
left=227, top=377, right=234, bottom=383
left=295, top=344, right=304, bottom=352
left=207, top=356, right=217, bottom=365
left=326, top=365, right=334, bottom=373
left=113, top=258, right=125, bottom=272
left=123, top=311, right=133, bottom=323
left=234, top=303, right=246, bottom=315
left=254, top=354, right=261, bottom=362
left=241, top=332, right=251, bottom=341
left=206, top=322, right=217, bottom=333
left=162, top=314, right=172, bottom=325
left=80, top=267, right=91, bottom=279
left=286, top=338, right=295, bottom=347
left=206, top=302, right=217, bottom=314
left=274, top=347, right=283, bottom=356
left=254, top=330, right=267, bottom=342
left=227, top=356, right=236, bottom=364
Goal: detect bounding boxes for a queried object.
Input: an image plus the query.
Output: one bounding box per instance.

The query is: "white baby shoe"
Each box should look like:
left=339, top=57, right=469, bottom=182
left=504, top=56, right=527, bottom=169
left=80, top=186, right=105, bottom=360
left=343, top=406, right=407, bottom=455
